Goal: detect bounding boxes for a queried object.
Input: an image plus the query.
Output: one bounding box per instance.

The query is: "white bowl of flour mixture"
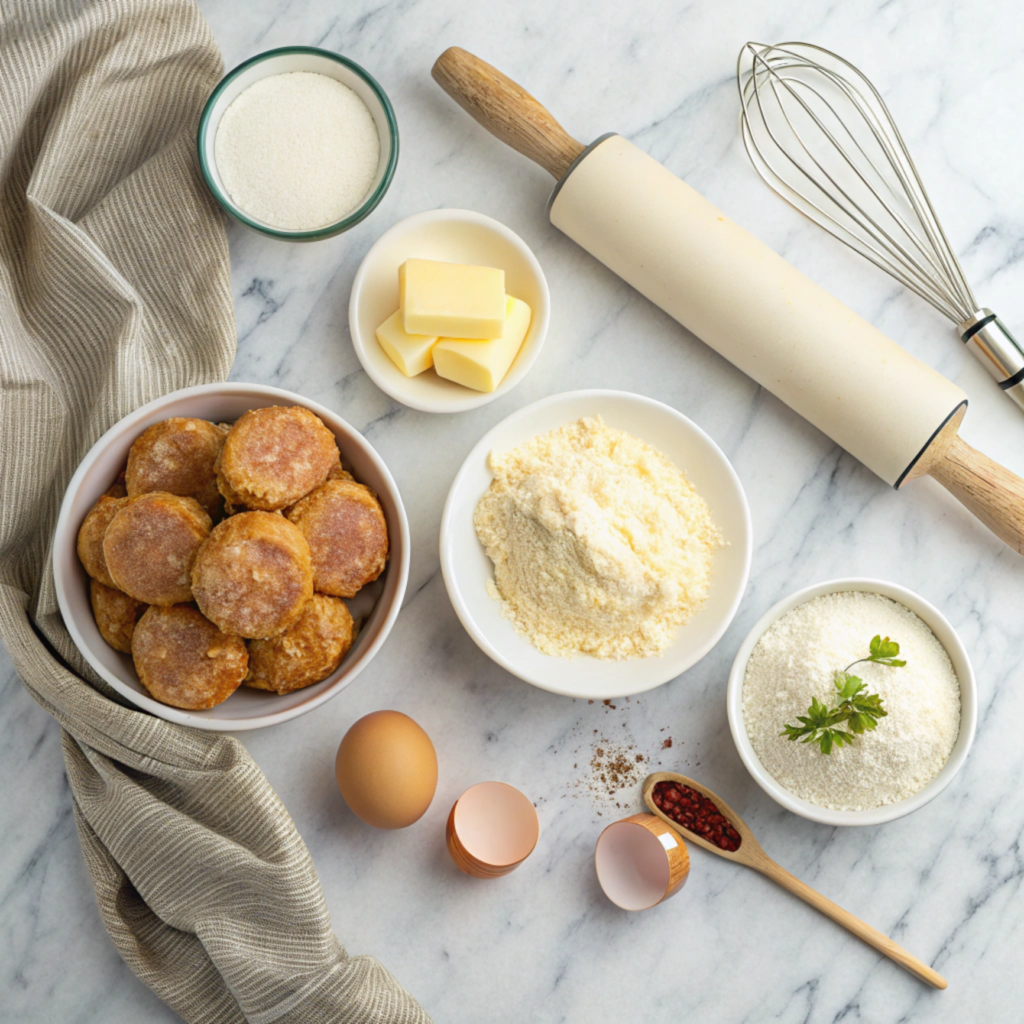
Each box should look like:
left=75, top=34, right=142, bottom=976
left=727, top=580, right=977, bottom=826
left=198, top=47, right=398, bottom=240
left=441, top=390, right=752, bottom=698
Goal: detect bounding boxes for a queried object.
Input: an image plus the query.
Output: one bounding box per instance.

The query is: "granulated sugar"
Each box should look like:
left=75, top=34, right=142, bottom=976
left=742, top=592, right=960, bottom=811
left=215, top=71, right=379, bottom=230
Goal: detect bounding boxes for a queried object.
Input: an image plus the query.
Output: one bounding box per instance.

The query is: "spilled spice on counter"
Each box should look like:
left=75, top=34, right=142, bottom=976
left=589, top=742, right=648, bottom=800
left=564, top=696, right=694, bottom=811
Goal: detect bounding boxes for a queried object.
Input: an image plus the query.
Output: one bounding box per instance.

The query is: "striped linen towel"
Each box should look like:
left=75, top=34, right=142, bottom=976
left=0, top=2, right=430, bottom=1021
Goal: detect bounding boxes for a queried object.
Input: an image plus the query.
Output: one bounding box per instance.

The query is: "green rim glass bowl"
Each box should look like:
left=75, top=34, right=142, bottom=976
left=726, top=578, right=977, bottom=826
left=52, top=383, right=410, bottom=731
left=197, top=46, right=399, bottom=241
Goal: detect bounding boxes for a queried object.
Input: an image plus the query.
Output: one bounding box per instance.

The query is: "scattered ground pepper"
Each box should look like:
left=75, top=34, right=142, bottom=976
left=590, top=742, right=647, bottom=798
left=565, top=697, right=692, bottom=810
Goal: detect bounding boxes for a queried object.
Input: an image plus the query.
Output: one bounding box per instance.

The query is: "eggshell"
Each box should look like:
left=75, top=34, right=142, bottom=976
left=335, top=710, right=438, bottom=829
left=446, top=781, right=539, bottom=877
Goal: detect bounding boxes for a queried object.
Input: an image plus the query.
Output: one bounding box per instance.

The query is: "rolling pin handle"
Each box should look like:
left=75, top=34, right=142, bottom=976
left=432, top=47, right=585, bottom=179
left=929, top=436, right=1024, bottom=553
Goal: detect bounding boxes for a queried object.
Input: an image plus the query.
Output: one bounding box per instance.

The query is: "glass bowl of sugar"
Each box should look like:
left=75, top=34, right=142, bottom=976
left=198, top=46, right=398, bottom=241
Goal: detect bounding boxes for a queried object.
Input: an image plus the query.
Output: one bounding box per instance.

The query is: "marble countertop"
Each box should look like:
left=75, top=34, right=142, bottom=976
left=5, top=0, right=1024, bottom=1020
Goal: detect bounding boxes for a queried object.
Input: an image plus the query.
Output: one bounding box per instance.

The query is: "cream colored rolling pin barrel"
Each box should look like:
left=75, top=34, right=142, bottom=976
left=432, top=47, right=1024, bottom=554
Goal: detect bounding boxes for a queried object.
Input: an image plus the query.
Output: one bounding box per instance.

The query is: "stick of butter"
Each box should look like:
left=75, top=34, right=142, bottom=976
left=399, top=258, right=506, bottom=339
left=433, top=296, right=531, bottom=393
left=375, top=310, right=438, bottom=377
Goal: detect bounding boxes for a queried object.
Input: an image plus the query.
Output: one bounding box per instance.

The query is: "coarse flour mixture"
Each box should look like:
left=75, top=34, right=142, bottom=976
left=743, top=592, right=961, bottom=811
left=473, top=416, right=722, bottom=659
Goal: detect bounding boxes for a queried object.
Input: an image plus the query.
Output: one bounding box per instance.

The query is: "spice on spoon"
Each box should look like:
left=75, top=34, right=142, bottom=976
left=643, top=773, right=946, bottom=987
left=652, top=780, right=742, bottom=852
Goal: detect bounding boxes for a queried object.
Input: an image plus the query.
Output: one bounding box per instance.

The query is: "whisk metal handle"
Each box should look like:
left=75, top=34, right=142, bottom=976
left=959, top=310, right=1024, bottom=412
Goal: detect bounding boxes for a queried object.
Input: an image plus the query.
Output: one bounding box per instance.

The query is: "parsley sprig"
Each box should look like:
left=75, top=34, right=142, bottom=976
left=780, top=636, right=903, bottom=755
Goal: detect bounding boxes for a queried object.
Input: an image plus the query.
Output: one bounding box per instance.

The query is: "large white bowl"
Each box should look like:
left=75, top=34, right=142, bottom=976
left=53, top=383, right=410, bottom=731
left=726, top=578, right=977, bottom=826
left=440, top=390, right=752, bottom=699
left=349, top=209, right=550, bottom=413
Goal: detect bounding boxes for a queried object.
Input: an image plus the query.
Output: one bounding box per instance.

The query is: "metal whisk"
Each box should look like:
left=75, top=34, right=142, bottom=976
left=736, top=40, right=1024, bottom=412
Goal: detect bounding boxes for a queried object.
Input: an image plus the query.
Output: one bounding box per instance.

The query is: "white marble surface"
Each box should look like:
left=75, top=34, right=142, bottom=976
left=4, top=0, right=1024, bottom=1020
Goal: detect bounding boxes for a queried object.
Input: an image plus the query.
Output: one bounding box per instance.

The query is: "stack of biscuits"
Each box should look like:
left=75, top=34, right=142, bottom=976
left=77, top=407, right=389, bottom=710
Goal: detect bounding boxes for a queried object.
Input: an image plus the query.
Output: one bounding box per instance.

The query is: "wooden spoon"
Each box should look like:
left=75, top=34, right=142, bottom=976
left=643, top=771, right=947, bottom=989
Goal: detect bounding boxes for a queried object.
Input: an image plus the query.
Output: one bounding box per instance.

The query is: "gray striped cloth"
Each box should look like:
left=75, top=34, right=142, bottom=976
left=0, top=2, right=430, bottom=1021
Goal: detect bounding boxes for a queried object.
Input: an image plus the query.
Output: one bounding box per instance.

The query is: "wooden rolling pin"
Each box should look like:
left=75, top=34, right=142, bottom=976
left=432, top=47, right=1024, bottom=554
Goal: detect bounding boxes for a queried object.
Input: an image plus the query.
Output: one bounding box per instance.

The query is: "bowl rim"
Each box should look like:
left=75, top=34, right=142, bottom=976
left=348, top=208, right=551, bottom=413
left=196, top=45, right=400, bottom=241
left=726, top=577, right=977, bottom=826
left=439, top=388, right=753, bottom=697
left=52, top=382, right=410, bottom=731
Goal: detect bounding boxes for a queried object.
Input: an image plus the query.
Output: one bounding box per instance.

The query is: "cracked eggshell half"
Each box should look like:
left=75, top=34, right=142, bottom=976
left=446, top=781, right=539, bottom=877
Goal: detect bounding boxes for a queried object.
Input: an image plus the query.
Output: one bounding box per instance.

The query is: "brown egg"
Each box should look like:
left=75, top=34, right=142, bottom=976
left=335, top=710, right=438, bottom=829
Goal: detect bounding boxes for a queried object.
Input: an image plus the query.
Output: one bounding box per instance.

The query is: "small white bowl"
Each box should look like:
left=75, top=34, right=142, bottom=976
left=53, top=383, right=410, bottom=731
left=440, top=390, right=752, bottom=699
left=349, top=209, right=550, bottom=413
left=198, top=46, right=398, bottom=241
left=726, top=579, right=977, bottom=826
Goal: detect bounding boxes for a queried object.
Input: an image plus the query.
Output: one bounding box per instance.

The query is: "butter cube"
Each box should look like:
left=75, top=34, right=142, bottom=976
left=375, top=309, right=438, bottom=377
left=433, top=296, right=532, bottom=393
left=399, top=258, right=506, bottom=339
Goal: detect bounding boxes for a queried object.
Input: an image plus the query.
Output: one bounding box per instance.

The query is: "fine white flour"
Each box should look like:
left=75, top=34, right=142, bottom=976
left=742, top=592, right=960, bottom=811
left=215, top=71, right=380, bottom=230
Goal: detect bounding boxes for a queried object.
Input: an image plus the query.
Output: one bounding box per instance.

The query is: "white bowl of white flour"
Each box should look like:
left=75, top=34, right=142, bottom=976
left=727, top=579, right=977, bottom=826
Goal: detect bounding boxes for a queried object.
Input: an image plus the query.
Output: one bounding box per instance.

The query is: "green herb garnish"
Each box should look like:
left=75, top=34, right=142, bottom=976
left=780, top=635, right=903, bottom=755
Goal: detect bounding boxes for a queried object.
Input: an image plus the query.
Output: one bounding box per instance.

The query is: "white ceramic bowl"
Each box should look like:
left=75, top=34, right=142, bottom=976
left=198, top=46, right=398, bottom=240
left=53, top=383, right=410, bottom=731
left=349, top=209, right=550, bottom=413
left=726, top=578, right=977, bottom=826
left=440, top=390, right=752, bottom=698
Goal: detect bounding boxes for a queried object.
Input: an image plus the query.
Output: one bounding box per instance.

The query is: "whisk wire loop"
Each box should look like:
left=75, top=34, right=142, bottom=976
left=751, top=66, right=964, bottom=320
left=737, top=42, right=978, bottom=322
left=736, top=41, right=1024, bottom=409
